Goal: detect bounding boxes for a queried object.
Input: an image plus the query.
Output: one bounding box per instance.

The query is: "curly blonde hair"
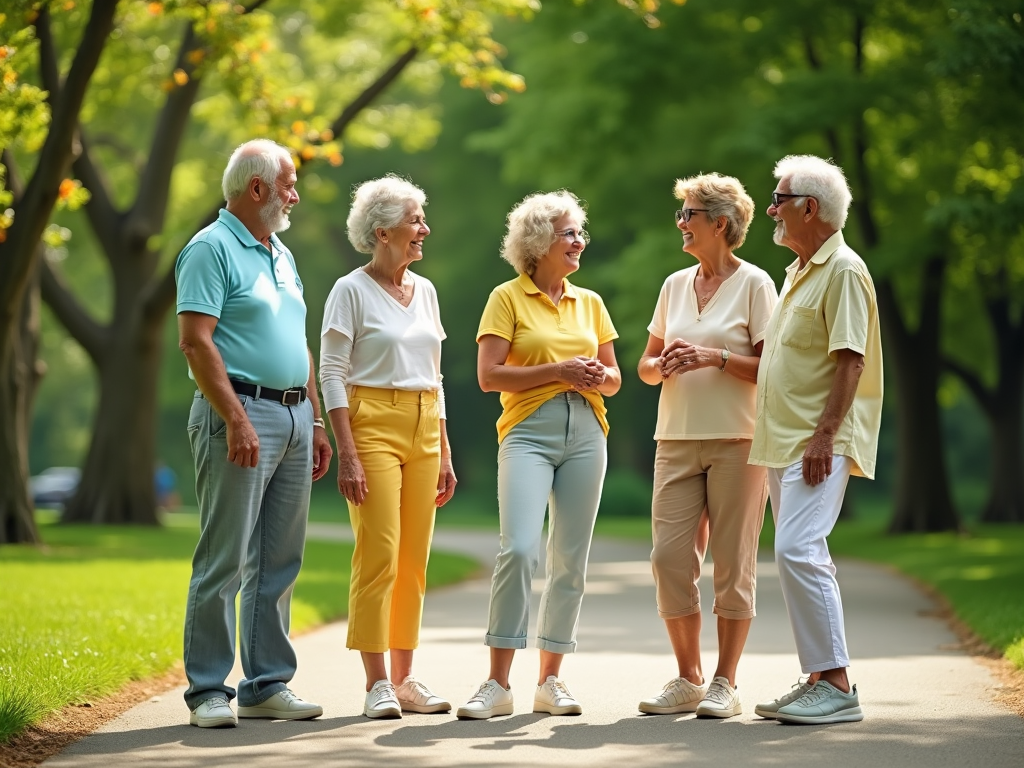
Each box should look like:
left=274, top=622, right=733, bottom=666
left=346, top=174, right=427, bottom=254
left=500, top=190, right=587, bottom=275
left=673, top=173, right=755, bottom=249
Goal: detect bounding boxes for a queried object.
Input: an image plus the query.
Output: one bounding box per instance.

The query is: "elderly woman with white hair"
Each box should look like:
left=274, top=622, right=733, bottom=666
left=636, top=173, right=777, bottom=720
left=456, top=190, right=621, bottom=721
left=320, top=174, right=457, bottom=719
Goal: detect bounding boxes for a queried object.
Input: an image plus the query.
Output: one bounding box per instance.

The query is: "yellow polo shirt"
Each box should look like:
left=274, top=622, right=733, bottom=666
left=749, top=232, right=883, bottom=478
left=477, top=273, right=618, bottom=443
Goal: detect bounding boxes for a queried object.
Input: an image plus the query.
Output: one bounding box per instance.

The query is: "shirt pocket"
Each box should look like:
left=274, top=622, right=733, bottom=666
left=781, top=306, right=815, bottom=350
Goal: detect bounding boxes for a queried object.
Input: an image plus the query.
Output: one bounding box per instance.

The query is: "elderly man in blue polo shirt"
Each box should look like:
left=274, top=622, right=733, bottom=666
left=176, top=139, right=333, bottom=728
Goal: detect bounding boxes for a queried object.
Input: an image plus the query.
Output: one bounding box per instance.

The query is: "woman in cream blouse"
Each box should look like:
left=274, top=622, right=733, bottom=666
left=320, top=175, right=456, bottom=720
left=637, top=173, right=777, bottom=720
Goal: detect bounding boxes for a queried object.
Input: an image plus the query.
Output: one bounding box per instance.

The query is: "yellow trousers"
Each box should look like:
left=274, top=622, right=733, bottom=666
left=345, top=386, right=441, bottom=653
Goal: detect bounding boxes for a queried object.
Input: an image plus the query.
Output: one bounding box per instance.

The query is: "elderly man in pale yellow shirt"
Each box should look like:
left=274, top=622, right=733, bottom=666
left=749, top=155, right=882, bottom=726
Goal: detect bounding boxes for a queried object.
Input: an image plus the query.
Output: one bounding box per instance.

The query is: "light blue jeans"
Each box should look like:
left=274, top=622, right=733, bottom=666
left=486, top=392, right=607, bottom=653
left=183, top=391, right=313, bottom=710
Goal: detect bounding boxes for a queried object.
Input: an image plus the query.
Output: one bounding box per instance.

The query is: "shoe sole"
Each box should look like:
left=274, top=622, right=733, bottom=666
left=533, top=703, right=583, bottom=716
left=695, top=703, right=742, bottom=719
left=753, top=706, right=779, bottom=719
left=776, top=706, right=863, bottom=725
left=237, top=706, right=323, bottom=720
left=456, top=703, right=514, bottom=720
left=400, top=701, right=452, bottom=714
left=189, top=715, right=237, bottom=728
left=638, top=702, right=701, bottom=715
left=363, top=706, right=403, bottom=719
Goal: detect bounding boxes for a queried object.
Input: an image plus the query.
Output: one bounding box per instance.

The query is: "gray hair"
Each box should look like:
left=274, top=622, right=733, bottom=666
left=346, top=174, right=427, bottom=254
left=222, top=139, right=293, bottom=201
left=674, top=172, right=755, bottom=249
left=774, top=155, right=853, bottom=229
left=501, top=190, right=587, bottom=275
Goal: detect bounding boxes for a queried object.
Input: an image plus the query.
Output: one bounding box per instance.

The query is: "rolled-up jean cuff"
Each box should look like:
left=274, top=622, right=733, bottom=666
left=537, top=637, right=576, bottom=654
left=657, top=603, right=701, bottom=620
left=485, top=633, right=527, bottom=650
left=712, top=605, right=756, bottom=620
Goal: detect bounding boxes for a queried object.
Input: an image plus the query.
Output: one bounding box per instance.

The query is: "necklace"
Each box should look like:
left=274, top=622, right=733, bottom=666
left=365, top=264, right=409, bottom=302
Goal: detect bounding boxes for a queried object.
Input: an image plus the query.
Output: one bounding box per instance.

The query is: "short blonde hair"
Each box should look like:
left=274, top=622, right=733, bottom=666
left=501, top=190, right=587, bottom=275
left=673, top=173, right=755, bottom=249
left=346, top=174, right=427, bottom=254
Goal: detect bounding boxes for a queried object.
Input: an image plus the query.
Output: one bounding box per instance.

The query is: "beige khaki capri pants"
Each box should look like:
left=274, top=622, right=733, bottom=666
left=651, top=438, right=768, bottom=620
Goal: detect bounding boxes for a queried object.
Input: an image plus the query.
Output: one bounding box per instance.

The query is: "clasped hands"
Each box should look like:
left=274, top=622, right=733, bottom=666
left=561, top=355, right=607, bottom=391
left=659, top=339, right=717, bottom=378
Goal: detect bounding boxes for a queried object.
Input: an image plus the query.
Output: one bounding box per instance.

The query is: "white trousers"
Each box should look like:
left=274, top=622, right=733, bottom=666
left=768, top=456, right=852, bottom=673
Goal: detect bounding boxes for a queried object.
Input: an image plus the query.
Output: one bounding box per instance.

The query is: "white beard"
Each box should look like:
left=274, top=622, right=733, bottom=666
left=259, top=199, right=291, bottom=233
left=772, top=220, right=786, bottom=244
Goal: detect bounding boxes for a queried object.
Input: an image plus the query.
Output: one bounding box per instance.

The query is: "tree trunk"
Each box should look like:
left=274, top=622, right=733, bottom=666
left=0, top=264, right=44, bottom=544
left=62, top=299, right=163, bottom=525
left=878, top=260, right=960, bottom=533
left=980, top=305, right=1024, bottom=523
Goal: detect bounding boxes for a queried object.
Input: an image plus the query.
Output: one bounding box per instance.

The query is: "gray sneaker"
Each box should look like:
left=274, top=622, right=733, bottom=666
left=775, top=680, right=864, bottom=724
left=754, top=678, right=812, bottom=719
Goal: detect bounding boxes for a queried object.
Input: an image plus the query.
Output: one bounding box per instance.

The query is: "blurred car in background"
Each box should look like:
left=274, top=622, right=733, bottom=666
left=29, top=467, right=81, bottom=508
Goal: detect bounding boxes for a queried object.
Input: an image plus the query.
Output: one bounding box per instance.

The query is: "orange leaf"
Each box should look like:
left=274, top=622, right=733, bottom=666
left=173, top=69, right=189, bottom=86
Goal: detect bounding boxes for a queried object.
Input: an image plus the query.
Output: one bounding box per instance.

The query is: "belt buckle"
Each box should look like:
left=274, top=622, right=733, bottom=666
left=281, top=389, right=301, bottom=406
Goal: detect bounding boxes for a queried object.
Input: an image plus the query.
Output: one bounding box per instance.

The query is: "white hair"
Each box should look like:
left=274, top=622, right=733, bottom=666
left=774, top=155, right=853, bottom=229
left=346, top=175, right=427, bottom=254
left=221, top=139, right=293, bottom=201
left=501, top=190, right=587, bottom=276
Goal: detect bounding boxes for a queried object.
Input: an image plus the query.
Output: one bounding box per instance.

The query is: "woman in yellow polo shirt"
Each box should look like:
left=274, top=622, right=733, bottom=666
left=456, top=191, right=620, bottom=721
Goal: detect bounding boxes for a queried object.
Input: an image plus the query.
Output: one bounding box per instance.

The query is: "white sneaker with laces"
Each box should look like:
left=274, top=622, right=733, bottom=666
left=533, top=676, right=583, bottom=716
left=639, top=676, right=708, bottom=714
left=395, top=676, right=451, bottom=714
left=189, top=695, right=237, bottom=728
left=237, top=689, right=323, bottom=720
left=695, top=676, right=742, bottom=718
left=363, top=679, right=402, bottom=719
left=754, top=678, right=812, bottom=719
left=456, top=679, right=514, bottom=720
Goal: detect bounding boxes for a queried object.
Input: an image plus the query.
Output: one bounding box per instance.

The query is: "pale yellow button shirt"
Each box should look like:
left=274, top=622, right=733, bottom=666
left=749, top=231, right=883, bottom=478
left=477, top=273, right=618, bottom=443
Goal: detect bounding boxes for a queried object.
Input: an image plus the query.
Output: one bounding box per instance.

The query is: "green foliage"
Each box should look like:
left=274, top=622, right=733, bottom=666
left=0, top=518, right=477, bottom=740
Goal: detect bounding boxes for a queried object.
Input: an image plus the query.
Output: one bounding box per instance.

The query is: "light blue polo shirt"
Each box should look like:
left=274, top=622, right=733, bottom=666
left=175, top=209, right=309, bottom=390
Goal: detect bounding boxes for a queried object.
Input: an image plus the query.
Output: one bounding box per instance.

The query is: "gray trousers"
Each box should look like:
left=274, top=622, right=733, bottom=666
left=486, top=392, right=607, bottom=653
left=183, top=391, right=312, bottom=709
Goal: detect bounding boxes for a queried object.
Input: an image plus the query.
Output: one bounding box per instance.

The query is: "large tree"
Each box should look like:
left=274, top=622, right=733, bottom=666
left=0, top=0, right=532, bottom=537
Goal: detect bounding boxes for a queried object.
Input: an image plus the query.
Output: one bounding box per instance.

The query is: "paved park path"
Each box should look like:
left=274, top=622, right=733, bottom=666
left=45, top=524, right=1024, bottom=768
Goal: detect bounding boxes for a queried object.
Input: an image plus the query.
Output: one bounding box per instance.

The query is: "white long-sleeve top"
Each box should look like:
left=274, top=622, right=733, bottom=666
left=319, top=268, right=446, bottom=418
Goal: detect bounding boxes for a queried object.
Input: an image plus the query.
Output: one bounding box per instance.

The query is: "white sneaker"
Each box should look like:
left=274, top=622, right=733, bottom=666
left=775, top=680, right=863, bottom=724
left=189, top=696, right=237, bottom=728
left=363, top=679, right=402, bottom=719
left=456, top=679, right=514, bottom=720
left=237, top=689, right=323, bottom=720
left=638, top=676, right=708, bottom=714
left=395, top=676, right=451, bottom=714
left=754, top=678, right=812, bottom=719
left=533, top=676, right=583, bottom=716
left=695, top=676, right=742, bottom=718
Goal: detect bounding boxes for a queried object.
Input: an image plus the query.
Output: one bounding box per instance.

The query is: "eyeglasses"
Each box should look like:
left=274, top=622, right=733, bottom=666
left=771, top=192, right=812, bottom=208
left=555, top=228, right=589, bottom=243
left=675, top=208, right=709, bottom=223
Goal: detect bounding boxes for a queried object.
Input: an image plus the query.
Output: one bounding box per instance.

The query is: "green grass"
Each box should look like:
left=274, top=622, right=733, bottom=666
left=0, top=519, right=477, bottom=742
